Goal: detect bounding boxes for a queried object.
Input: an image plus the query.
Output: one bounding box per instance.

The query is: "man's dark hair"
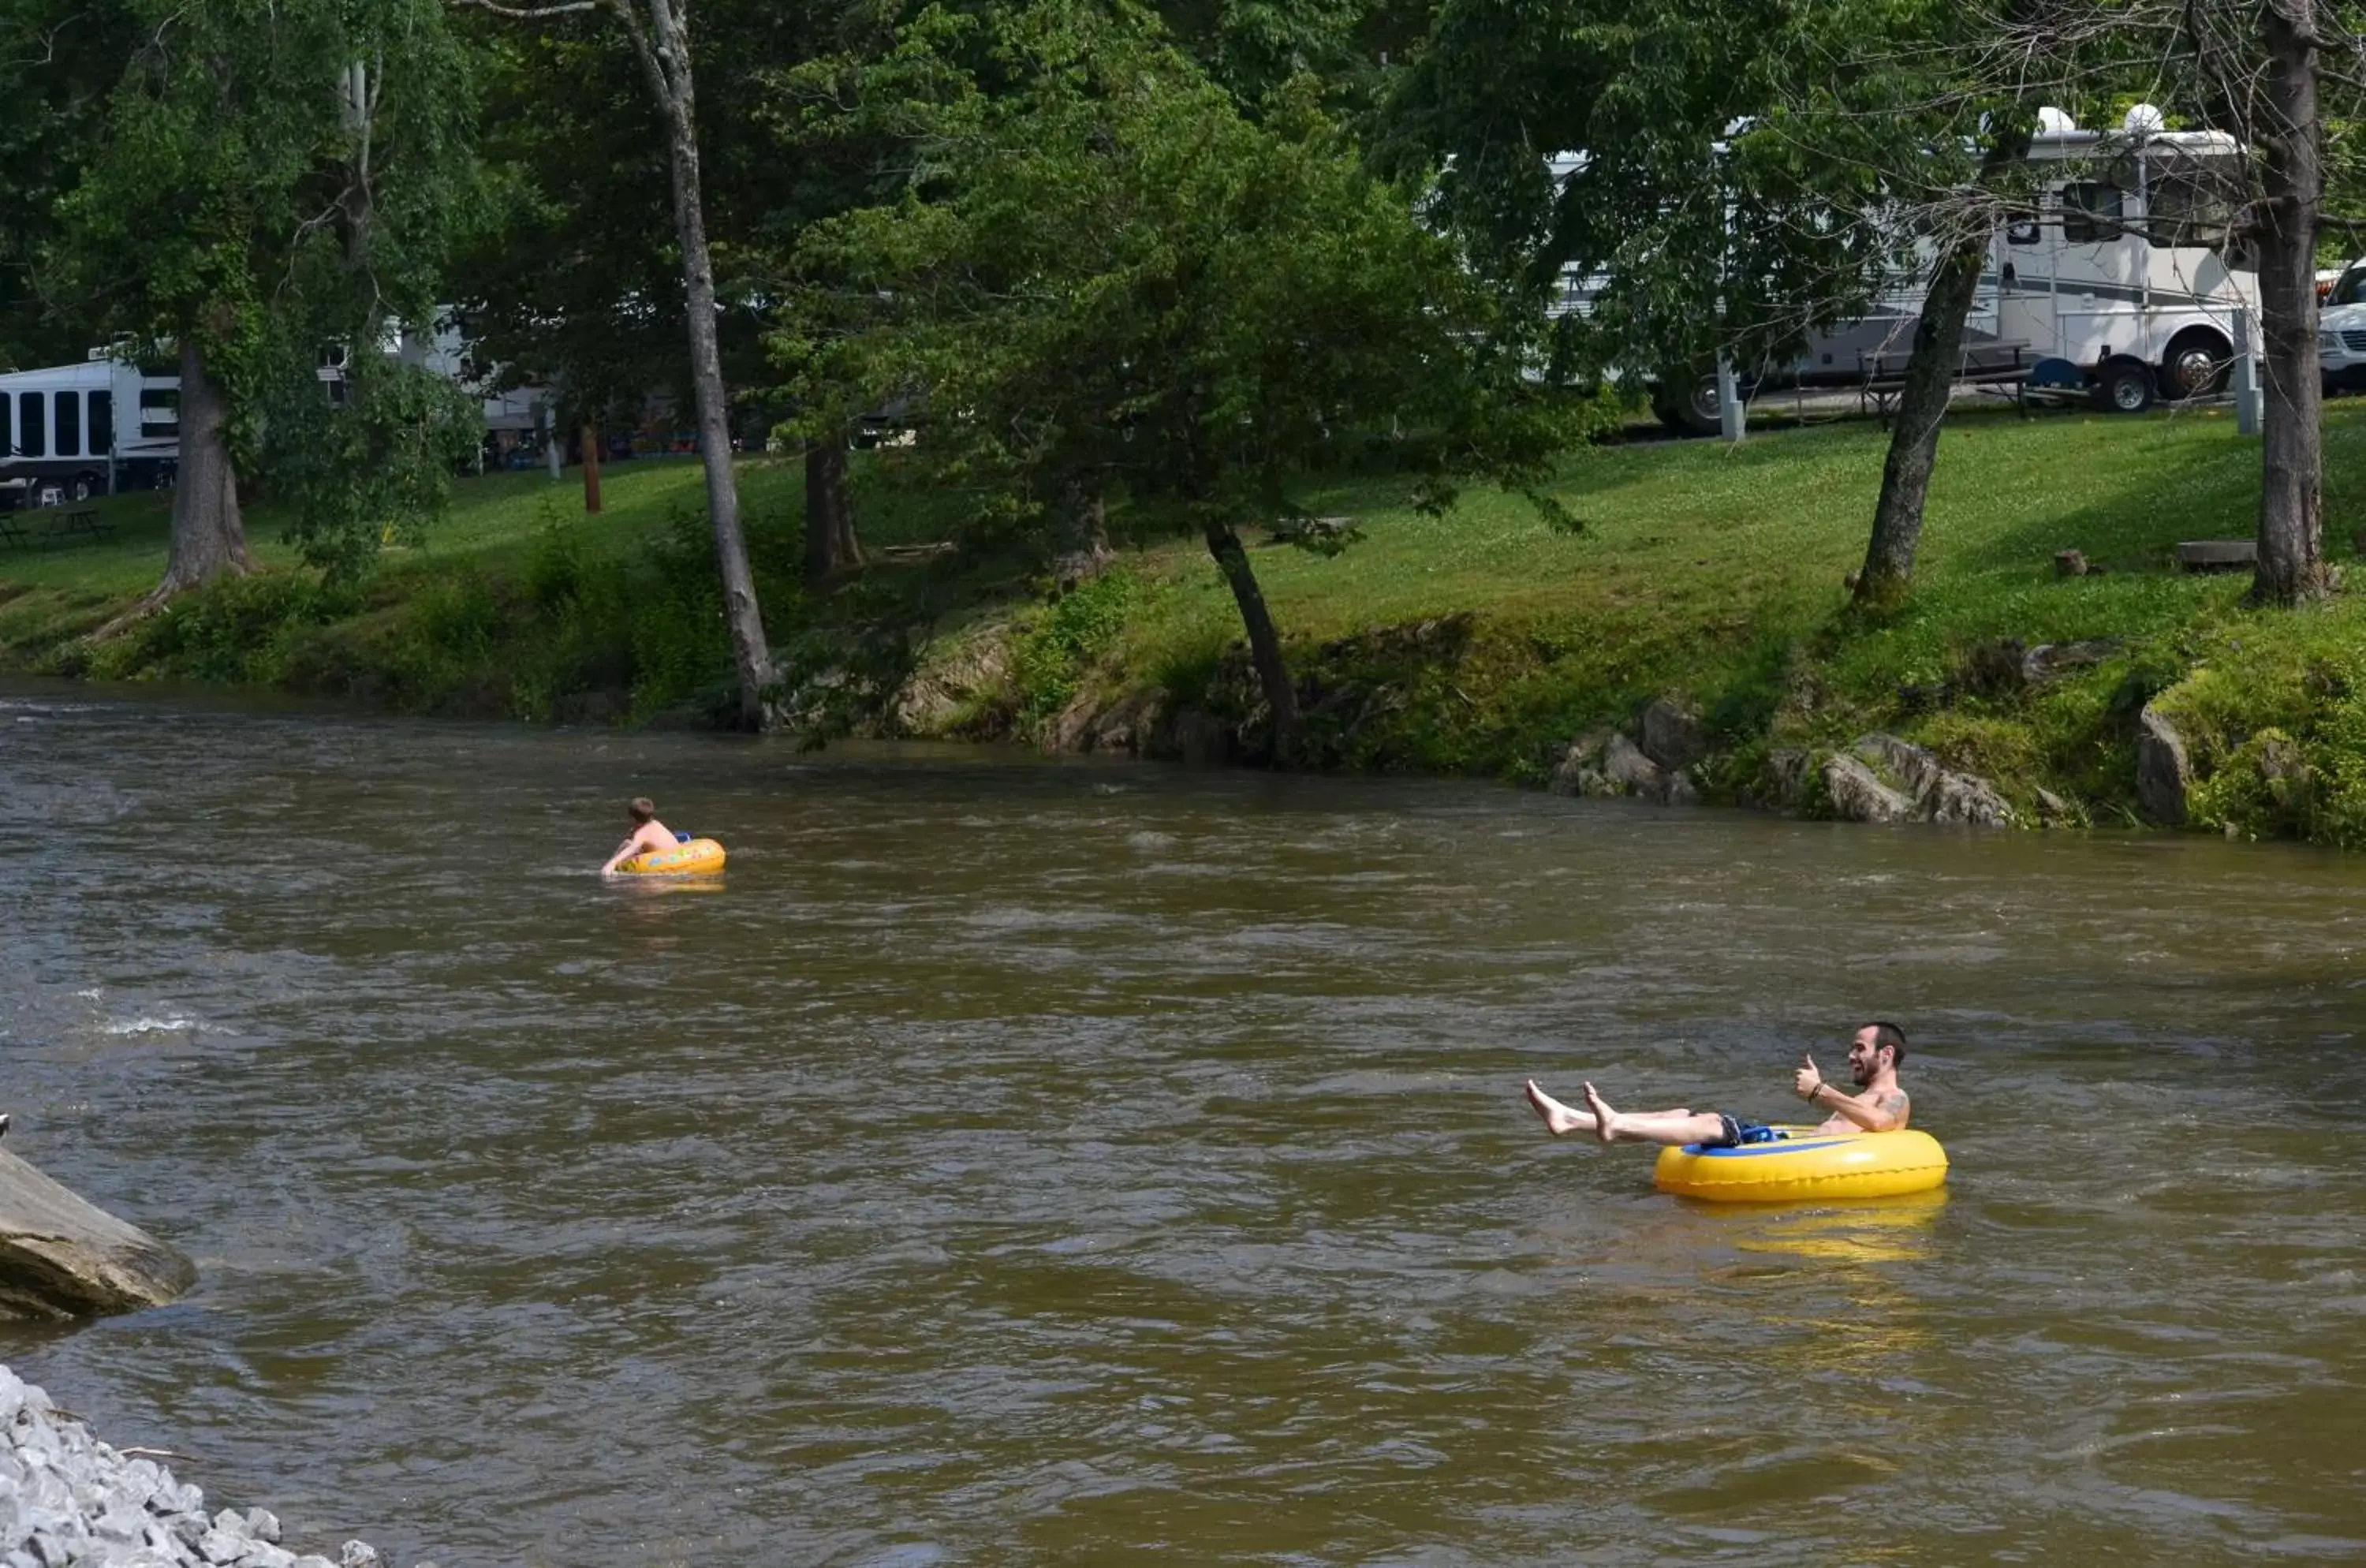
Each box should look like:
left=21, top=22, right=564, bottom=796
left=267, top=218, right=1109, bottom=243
left=628, top=797, right=656, bottom=824
left=1866, top=1021, right=1908, bottom=1064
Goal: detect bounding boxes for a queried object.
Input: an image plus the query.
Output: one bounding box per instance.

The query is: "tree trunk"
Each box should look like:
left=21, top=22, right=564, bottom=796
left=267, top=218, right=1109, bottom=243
left=1051, top=477, right=1112, bottom=587
left=0, top=1148, right=196, bottom=1319
left=640, top=1, right=772, bottom=726
left=804, top=437, right=862, bottom=581
left=159, top=335, right=256, bottom=595
left=1202, top=517, right=1302, bottom=766
left=1856, top=138, right=2027, bottom=607
left=2252, top=0, right=2327, bottom=606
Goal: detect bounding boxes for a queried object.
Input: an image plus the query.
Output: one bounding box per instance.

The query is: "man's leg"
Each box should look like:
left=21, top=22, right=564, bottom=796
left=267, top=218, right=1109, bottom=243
left=1525, top=1081, right=1693, bottom=1139
left=1578, top=1084, right=1728, bottom=1148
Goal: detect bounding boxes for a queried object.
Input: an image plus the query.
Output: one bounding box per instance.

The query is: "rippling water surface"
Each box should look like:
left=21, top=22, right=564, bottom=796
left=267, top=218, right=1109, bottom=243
left=3, top=680, right=2365, bottom=1565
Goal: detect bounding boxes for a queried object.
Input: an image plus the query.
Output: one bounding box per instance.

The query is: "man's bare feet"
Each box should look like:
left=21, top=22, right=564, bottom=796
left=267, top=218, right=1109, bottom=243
left=1524, top=1079, right=1595, bottom=1137
left=1580, top=1082, right=1621, bottom=1144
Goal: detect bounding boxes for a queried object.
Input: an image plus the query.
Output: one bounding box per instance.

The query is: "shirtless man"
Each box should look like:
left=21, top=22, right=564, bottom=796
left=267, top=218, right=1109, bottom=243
left=600, top=797, right=679, bottom=875
left=1524, top=1022, right=1912, bottom=1148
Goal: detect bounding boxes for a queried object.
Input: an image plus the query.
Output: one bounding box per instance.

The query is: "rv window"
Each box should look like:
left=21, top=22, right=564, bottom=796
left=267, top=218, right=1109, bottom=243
left=55, top=391, right=80, bottom=457
left=0, top=393, right=9, bottom=456
left=2061, top=183, right=2124, bottom=244
left=2146, top=162, right=2238, bottom=248
left=17, top=393, right=43, bottom=458
left=139, top=386, right=177, bottom=433
left=2006, top=211, right=2040, bottom=246
left=89, top=391, right=113, bottom=455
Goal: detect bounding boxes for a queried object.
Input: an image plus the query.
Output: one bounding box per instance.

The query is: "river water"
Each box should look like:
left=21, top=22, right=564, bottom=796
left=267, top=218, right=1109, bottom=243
left=2, top=681, right=2364, bottom=1565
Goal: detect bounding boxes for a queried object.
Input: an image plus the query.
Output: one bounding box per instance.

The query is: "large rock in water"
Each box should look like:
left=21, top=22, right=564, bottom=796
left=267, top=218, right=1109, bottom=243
left=2136, top=704, right=2191, bottom=826
left=0, top=1149, right=195, bottom=1318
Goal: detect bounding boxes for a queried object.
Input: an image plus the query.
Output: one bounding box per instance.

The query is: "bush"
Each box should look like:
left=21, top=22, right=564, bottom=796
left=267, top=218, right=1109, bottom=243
left=1012, top=570, right=1146, bottom=728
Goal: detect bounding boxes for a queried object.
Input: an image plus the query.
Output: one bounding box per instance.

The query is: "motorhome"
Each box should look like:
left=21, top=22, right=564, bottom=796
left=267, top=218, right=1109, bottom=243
left=0, top=353, right=180, bottom=507
left=1559, top=106, right=2262, bottom=433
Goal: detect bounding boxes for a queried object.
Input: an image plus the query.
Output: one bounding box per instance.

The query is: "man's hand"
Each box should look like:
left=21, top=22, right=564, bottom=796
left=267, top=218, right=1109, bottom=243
left=1794, top=1055, right=1823, bottom=1100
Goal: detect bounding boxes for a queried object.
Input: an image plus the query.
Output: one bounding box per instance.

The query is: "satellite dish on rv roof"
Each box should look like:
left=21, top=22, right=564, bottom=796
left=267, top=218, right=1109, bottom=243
left=2123, top=103, right=2166, bottom=133
left=2036, top=106, right=2077, bottom=135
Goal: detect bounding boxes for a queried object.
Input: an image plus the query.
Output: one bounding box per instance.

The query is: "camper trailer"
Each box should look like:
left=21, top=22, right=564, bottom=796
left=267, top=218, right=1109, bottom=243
left=0, top=314, right=548, bottom=508
left=1559, top=106, right=2262, bottom=434
left=0, top=354, right=179, bottom=508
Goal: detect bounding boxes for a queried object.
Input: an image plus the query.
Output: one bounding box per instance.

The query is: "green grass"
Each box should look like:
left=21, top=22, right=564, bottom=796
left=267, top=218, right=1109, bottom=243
left=13, top=404, right=2366, bottom=838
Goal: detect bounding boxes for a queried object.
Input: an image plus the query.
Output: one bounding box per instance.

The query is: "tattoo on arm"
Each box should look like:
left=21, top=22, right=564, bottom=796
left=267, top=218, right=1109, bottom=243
left=1878, top=1092, right=1908, bottom=1120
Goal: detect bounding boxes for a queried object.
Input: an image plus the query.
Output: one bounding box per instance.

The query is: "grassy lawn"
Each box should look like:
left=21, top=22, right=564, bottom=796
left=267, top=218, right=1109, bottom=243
left=0, top=455, right=802, bottom=648
left=11, top=401, right=2366, bottom=838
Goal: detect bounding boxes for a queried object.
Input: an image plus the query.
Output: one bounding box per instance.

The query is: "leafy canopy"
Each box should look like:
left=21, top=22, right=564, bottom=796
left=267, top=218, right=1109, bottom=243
left=778, top=0, right=1600, bottom=547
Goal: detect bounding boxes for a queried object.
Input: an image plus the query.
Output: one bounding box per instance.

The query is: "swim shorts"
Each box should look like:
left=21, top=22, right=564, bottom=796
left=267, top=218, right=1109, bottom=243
left=1706, top=1115, right=1789, bottom=1148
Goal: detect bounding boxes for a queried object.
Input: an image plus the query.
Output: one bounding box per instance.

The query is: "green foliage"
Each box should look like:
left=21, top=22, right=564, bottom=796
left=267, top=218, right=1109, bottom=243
left=85, top=573, right=356, bottom=685
left=1013, top=571, right=1148, bottom=726
left=256, top=353, right=485, bottom=583
left=778, top=0, right=1602, bottom=551
left=2156, top=632, right=2366, bottom=847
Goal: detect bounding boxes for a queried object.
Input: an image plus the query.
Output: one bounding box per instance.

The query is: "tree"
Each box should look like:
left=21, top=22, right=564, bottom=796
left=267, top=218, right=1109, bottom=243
left=0, top=1, right=135, bottom=371
left=454, top=0, right=879, bottom=584
left=1397, top=0, right=2055, bottom=607
left=43, top=0, right=484, bottom=614
left=453, top=0, right=773, bottom=725
left=784, top=1, right=1591, bottom=763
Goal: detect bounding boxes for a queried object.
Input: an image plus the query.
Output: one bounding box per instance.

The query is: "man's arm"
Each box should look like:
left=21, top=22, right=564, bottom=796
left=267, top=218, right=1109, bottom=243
left=1809, top=1082, right=1907, bottom=1132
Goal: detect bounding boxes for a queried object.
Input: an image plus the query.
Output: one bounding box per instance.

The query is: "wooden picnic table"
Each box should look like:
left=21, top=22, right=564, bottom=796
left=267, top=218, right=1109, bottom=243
left=0, top=505, right=117, bottom=551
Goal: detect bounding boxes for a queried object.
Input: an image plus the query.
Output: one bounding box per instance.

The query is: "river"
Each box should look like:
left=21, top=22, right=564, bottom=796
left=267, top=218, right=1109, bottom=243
left=2, top=681, right=2363, bottom=1565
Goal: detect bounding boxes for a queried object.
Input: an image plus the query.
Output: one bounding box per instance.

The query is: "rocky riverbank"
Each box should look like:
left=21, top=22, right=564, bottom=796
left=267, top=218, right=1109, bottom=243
left=0, top=1366, right=405, bottom=1568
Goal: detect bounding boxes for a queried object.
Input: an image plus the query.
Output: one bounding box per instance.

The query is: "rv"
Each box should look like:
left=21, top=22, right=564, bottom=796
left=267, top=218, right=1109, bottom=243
left=0, top=315, right=550, bottom=509
left=0, top=353, right=180, bottom=508
left=1561, top=106, right=2262, bottom=434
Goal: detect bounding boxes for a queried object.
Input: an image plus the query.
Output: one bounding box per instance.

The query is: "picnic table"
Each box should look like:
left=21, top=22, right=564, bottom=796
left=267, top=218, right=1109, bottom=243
left=1857, top=342, right=2035, bottom=420
left=0, top=505, right=117, bottom=551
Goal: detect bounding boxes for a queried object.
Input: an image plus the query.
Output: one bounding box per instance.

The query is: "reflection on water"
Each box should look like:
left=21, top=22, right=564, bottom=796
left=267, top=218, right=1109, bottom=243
left=1724, top=1189, right=1950, bottom=1264
left=2, top=680, right=2365, bottom=1565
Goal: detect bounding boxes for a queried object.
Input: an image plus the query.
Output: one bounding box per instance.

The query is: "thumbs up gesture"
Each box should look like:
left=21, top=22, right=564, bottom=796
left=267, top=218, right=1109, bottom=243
left=1794, top=1055, right=1823, bottom=1100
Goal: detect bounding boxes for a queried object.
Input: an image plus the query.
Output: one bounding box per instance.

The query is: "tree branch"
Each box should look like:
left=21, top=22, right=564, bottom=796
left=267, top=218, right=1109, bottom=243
left=446, top=0, right=599, bottom=17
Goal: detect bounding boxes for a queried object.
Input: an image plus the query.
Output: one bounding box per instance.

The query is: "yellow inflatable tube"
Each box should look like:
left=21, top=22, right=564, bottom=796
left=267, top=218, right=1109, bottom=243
left=615, top=837, right=728, bottom=877
left=1653, top=1126, right=1947, bottom=1202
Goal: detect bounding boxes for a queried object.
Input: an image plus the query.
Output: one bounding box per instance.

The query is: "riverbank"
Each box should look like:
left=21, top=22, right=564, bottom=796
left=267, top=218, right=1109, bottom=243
left=9, top=403, right=2366, bottom=841
left=0, top=1364, right=397, bottom=1567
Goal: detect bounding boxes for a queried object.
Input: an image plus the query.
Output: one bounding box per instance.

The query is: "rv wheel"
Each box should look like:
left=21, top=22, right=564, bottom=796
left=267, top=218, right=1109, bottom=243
left=67, top=474, right=96, bottom=502
left=1654, top=371, right=1734, bottom=437
left=2093, top=360, right=2155, bottom=415
left=2158, top=329, right=2233, bottom=401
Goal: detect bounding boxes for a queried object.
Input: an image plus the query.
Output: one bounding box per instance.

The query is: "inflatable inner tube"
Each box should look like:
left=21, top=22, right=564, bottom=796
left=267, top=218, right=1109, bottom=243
left=616, top=837, right=727, bottom=877
left=1653, top=1126, right=1947, bottom=1203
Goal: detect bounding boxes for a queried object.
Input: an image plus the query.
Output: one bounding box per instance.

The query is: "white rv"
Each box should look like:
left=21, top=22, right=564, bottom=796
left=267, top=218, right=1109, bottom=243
left=0, top=313, right=549, bottom=508
left=1558, top=106, right=2261, bottom=433
left=0, top=353, right=180, bottom=507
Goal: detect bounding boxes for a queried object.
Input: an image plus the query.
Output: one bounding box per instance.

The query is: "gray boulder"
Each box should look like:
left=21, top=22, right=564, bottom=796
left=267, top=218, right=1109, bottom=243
left=1843, top=732, right=2017, bottom=827
left=2136, top=705, right=2190, bottom=825
left=1547, top=730, right=1614, bottom=797
left=1638, top=696, right=1705, bottom=771
left=1823, top=754, right=1919, bottom=823
left=1600, top=733, right=1668, bottom=797
left=1550, top=729, right=1698, bottom=805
